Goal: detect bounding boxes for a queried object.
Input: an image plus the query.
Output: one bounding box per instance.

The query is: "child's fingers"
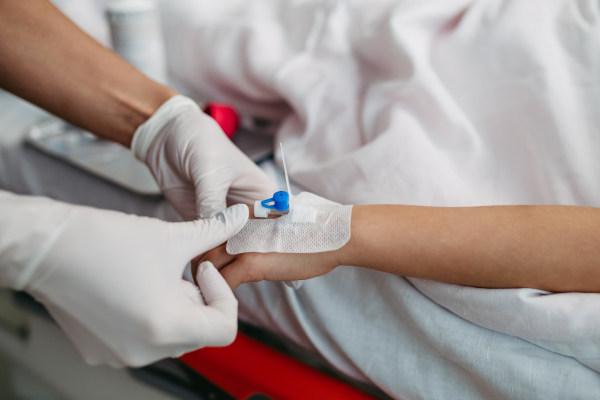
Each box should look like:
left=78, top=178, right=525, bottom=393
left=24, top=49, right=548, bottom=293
left=191, top=245, right=235, bottom=285
left=219, top=261, right=245, bottom=290
left=200, top=244, right=237, bottom=271
left=220, top=253, right=266, bottom=290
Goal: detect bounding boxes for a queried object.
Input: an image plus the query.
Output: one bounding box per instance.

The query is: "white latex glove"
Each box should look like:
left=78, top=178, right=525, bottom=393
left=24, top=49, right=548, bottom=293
left=0, top=190, right=248, bottom=367
left=132, top=95, right=273, bottom=220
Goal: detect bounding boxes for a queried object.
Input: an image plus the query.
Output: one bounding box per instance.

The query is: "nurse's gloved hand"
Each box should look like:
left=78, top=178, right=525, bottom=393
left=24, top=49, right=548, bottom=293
left=132, top=95, right=273, bottom=220
left=0, top=192, right=249, bottom=367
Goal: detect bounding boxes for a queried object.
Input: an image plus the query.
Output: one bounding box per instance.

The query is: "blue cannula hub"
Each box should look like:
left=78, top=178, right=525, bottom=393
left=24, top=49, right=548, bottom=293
left=261, top=191, right=289, bottom=212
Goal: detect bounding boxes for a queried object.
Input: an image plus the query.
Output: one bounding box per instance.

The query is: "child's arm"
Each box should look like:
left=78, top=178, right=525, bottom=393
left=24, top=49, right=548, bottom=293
left=201, top=204, right=600, bottom=292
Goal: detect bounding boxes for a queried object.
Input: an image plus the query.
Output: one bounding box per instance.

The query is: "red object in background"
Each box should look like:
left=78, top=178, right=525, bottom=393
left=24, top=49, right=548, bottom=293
left=204, top=102, right=240, bottom=139
left=180, top=333, right=379, bottom=400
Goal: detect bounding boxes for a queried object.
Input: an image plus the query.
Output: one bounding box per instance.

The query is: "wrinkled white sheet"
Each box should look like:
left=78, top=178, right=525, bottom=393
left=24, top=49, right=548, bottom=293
left=158, top=0, right=600, bottom=397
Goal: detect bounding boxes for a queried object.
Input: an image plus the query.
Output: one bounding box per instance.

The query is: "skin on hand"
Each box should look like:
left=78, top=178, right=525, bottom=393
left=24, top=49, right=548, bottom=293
left=192, top=205, right=342, bottom=289
left=195, top=245, right=340, bottom=290
left=193, top=202, right=600, bottom=293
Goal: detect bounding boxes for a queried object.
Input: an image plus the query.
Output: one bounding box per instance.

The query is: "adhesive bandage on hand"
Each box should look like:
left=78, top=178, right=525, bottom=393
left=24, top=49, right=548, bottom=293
left=226, top=191, right=352, bottom=254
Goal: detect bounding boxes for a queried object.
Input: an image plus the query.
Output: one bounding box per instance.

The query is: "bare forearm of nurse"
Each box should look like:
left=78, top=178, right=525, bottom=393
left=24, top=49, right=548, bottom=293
left=205, top=204, right=600, bottom=293
left=0, top=0, right=176, bottom=147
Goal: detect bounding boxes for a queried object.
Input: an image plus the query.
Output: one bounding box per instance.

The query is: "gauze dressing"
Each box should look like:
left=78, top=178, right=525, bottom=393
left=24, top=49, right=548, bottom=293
left=226, top=191, right=352, bottom=254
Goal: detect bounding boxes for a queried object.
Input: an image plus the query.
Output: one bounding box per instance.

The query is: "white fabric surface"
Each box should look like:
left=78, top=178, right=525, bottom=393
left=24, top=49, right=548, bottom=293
left=1, top=0, right=600, bottom=398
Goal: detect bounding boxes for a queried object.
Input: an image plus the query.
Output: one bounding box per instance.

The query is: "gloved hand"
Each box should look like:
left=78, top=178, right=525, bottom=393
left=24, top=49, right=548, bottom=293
left=0, top=190, right=249, bottom=367
left=132, top=95, right=273, bottom=220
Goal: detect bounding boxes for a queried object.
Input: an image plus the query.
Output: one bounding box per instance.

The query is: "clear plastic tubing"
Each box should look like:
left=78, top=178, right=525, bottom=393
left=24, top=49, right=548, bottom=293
left=106, top=0, right=167, bottom=83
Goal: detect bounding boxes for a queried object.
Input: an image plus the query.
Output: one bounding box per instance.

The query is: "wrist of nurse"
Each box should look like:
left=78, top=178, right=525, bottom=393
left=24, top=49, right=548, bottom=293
left=114, top=85, right=177, bottom=148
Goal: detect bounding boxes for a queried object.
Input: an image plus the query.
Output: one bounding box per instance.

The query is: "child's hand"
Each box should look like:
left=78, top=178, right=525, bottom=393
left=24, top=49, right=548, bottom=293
left=191, top=204, right=349, bottom=289
left=193, top=245, right=341, bottom=289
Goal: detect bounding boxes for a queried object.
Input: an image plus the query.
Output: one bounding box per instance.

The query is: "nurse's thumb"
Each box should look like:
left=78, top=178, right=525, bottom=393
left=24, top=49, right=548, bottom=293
left=177, top=204, right=249, bottom=259
left=195, top=261, right=238, bottom=346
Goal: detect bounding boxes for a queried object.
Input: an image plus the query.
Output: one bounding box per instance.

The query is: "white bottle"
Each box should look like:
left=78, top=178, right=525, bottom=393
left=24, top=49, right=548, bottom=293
left=106, top=0, right=167, bottom=83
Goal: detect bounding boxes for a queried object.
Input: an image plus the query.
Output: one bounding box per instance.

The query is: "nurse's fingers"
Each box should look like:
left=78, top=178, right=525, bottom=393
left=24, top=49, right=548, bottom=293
left=167, top=204, right=248, bottom=275
left=196, top=261, right=237, bottom=311
left=193, top=261, right=238, bottom=346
